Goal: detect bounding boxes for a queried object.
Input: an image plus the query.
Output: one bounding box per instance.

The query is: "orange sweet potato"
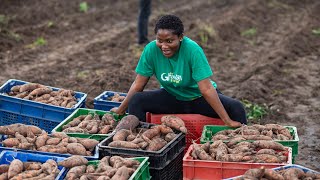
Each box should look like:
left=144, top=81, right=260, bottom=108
left=1, top=138, right=20, bottom=147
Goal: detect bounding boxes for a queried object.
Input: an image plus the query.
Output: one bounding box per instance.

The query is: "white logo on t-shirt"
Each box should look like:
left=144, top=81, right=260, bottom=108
left=161, top=73, right=182, bottom=83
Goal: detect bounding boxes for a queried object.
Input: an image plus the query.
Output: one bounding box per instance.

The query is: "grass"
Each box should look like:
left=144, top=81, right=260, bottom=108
left=241, top=28, right=257, bottom=37
left=312, top=28, right=320, bottom=36
left=79, top=2, right=89, bottom=13
left=242, top=99, right=267, bottom=124
left=198, top=23, right=216, bottom=46
left=26, top=37, right=47, bottom=49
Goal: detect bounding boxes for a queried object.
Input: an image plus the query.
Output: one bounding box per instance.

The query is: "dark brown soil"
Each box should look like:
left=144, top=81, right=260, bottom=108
left=0, top=0, right=319, bottom=171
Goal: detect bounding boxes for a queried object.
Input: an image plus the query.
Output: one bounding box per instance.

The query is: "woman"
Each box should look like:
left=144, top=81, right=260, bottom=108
left=112, top=14, right=246, bottom=127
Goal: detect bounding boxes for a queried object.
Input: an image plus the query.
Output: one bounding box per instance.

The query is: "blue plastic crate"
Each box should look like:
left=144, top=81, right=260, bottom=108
left=0, top=79, right=87, bottom=132
left=0, top=135, right=99, bottom=160
left=94, top=91, right=127, bottom=111
left=0, top=150, right=67, bottom=180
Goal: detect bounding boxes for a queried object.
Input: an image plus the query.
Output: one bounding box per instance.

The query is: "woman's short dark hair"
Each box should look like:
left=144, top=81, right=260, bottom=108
left=154, top=14, right=184, bottom=36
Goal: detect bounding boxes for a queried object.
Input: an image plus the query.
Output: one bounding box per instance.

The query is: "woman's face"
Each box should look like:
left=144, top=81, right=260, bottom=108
left=156, top=29, right=183, bottom=58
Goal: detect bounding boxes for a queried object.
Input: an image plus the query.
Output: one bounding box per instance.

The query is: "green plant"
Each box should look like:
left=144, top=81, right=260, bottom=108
left=241, top=28, right=257, bottom=37
left=0, top=14, right=9, bottom=26
left=47, top=21, right=54, bottom=28
left=79, top=2, right=89, bottom=13
left=242, top=100, right=267, bottom=123
left=312, top=28, right=320, bottom=36
left=198, top=24, right=216, bottom=46
left=26, top=37, right=47, bottom=48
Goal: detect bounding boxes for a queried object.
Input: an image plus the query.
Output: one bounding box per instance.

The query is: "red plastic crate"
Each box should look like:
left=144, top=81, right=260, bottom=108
left=183, top=144, right=292, bottom=180
left=146, top=113, right=225, bottom=153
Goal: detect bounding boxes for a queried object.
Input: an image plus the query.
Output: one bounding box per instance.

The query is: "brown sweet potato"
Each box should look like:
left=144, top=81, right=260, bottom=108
left=29, top=87, right=52, bottom=97
left=108, top=141, right=140, bottom=149
left=0, top=164, right=9, bottom=173
left=113, top=129, right=131, bottom=141
left=67, top=143, right=87, bottom=155
left=58, top=155, right=88, bottom=168
left=1, top=138, right=20, bottom=147
left=23, top=162, right=42, bottom=171
left=252, top=140, right=285, bottom=150
left=66, top=165, right=87, bottom=180
left=161, top=115, right=187, bottom=133
left=193, top=143, right=213, bottom=160
left=264, top=169, right=284, bottom=180
left=19, top=83, right=42, bottom=92
left=255, top=154, right=281, bottom=163
left=110, top=166, right=130, bottom=180
left=142, top=127, right=160, bottom=140
left=0, top=172, right=8, bottom=180
left=8, top=159, right=23, bottom=179
left=115, top=115, right=140, bottom=131
left=77, top=138, right=99, bottom=150
left=11, top=169, right=43, bottom=179
left=244, top=167, right=265, bottom=178
left=46, top=137, right=61, bottom=145
left=164, top=133, right=177, bottom=142
left=98, top=125, right=112, bottom=134
left=282, top=168, right=305, bottom=180
left=146, top=137, right=167, bottom=151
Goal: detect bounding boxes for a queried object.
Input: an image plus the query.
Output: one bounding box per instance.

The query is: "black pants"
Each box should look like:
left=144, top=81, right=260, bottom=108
left=128, top=88, right=247, bottom=124
left=138, top=0, right=151, bottom=44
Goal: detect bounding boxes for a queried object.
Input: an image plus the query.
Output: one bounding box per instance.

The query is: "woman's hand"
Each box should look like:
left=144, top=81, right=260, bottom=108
left=224, top=119, right=242, bottom=128
left=110, top=107, right=125, bottom=115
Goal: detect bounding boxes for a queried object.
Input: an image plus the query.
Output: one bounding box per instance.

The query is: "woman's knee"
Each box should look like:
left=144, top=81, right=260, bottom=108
left=128, top=92, right=145, bottom=109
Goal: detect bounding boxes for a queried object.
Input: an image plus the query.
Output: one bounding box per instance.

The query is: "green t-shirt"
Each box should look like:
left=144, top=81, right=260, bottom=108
left=136, top=36, right=217, bottom=101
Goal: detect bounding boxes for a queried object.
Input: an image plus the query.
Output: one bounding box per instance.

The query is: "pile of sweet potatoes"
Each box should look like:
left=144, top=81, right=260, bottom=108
left=108, top=93, right=126, bottom=102
left=191, top=140, right=288, bottom=163
left=5, top=82, right=78, bottom=108
left=0, top=124, right=99, bottom=156
left=62, top=113, right=117, bottom=134
left=234, top=166, right=320, bottom=180
left=108, top=123, right=180, bottom=151
left=58, top=155, right=141, bottom=180
left=0, top=158, right=60, bottom=179
left=211, top=124, right=293, bottom=142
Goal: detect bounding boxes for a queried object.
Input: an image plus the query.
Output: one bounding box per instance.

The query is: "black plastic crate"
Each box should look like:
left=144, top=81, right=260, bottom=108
left=149, top=147, right=184, bottom=180
left=98, top=122, right=185, bottom=169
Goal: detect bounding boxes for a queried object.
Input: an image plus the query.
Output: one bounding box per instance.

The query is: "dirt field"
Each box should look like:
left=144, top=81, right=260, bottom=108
left=0, top=0, right=319, bottom=171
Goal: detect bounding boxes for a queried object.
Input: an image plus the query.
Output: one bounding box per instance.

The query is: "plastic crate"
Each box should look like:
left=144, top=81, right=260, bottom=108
left=200, top=125, right=299, bottom=162
left=149, top=147, right=184, bottom=180
left=225, top=164, right=319, bottom=180
left=0, top=79, right=87, bottom=132
left=0, top=135, right=99, bottom=160
left=98, top=122, right=185, bottom=169
left=94, top=91, right=127, bottom=111
left=146, top=113, right=224, bottom=153
left=183, top=144, right=292, bottom=180
left=52, top=108, right=126, bottom=141
left=0, top=150, right=67, bottom=180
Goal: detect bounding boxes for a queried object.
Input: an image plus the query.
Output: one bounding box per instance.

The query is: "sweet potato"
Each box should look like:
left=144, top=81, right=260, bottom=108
left=0, top=164, right=9, bottom=173
left=29, top=87, right=52, bottom=97
left=11, top=169, right=43, bottom=179
left=11, top=85, right=21, bottom=92
left=77, top=138, right=99, bottom=150
left=142, top=127, right=160, bottom=141
left=110, top=166, right=130, bottom=180
left=256, top=149, right=276, bottom=155
left=255, top=154, right=281, bottom=163
left=19, top=83, right=42, bottom=92
left=164, top=132, right=177, bottom=142
left=252, top=140, right=285, bottom=150
left=23, top=162, right=42, bottom=171
left=0, top=172, right=8, bottom=180
left=161, top=115, right=187, bottom=133
left=244, top=167, right=265, bottom=178
left=1, top=138, right=20, bottom=147
left=282, top=168, right=305, bottom=180
left=46, top=137, right=61, bottom=145
left=58, top=155, right=88, bottom=168
left=108, top=141, right=140, bottom=149
left=35, top=133, right=49, bottom=149
left=146, top=137, right=167, bottom=151
left=264, top=169, right=284, bottom=180
left=51, top=132, right=69, bottom=139
left=66, top=165, right=87, bottom=180
left=67, top=143, right=87, bottom=155
left=86, top=164, right=96, bottom=173
left=8, top=159, right=23, bottom=179
left=115, top=115, right=140, bottom=131
left=98, top=125, right=112, bottom=134
left=113, top=129, right=131, bottom=141
left=95, top=156, right=112, bottom=173
left=193, top=143, right=213, bottom=160
left=42, top=159, right=58, bottom=174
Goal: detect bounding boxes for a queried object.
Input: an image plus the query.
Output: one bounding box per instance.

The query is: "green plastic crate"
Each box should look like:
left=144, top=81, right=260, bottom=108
left=87, top=157, right=151, bottom=180
left=51, top=108, right=125, bottom=141
left=200, top=125, right=299, bottom=158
